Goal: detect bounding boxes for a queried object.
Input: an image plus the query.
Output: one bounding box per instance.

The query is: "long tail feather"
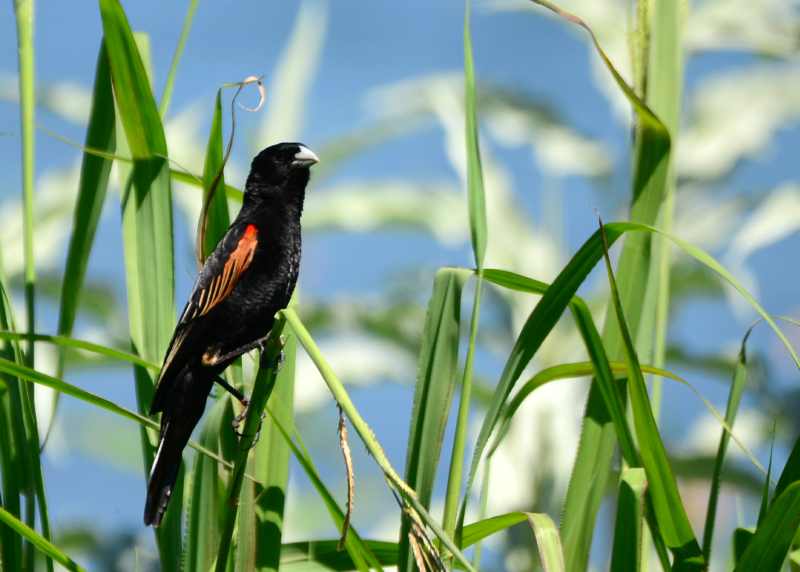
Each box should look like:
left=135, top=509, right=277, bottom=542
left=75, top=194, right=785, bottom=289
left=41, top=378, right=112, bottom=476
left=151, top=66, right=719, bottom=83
left=144, top=419, right=186, bottom=527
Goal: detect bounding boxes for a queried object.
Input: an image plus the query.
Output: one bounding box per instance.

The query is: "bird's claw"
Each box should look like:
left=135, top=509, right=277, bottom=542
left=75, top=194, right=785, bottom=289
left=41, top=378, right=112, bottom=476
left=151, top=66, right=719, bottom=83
left=232, top=398, right=250, bottom=433
left=232, top=405, right=267, bottom=450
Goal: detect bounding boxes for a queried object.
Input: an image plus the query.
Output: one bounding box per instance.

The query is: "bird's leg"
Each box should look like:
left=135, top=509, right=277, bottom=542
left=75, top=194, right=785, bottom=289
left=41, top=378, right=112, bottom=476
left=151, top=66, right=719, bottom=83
left=214, top=375, right=248, bottom=406
left=201, top=334, right=272, bottom=367
left=214, top=375, right=251, bottom=433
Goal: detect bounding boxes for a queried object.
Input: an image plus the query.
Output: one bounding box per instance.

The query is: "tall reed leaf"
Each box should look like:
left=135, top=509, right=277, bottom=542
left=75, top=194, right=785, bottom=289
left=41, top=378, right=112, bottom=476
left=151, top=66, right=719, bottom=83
left=53, top=41, right=116, bottom=434
left=251, top=333, right=297, bottom=571
left=443, top=0, right=488, bottom=543
left=279, top=540, right=395, bottom=571
left=12, top=0, right=37, bottom=366
left=279, top=512, right=538, bottom=570
left=734, top=482, right=800, bottom=571
left=0, top=351, right=258, bottom=478
left=185, top=398, right=236, bottom=572
left=266, top=402, right=382, bottom=571
left=526, top=3, right=674, bottom=568
left=399, top=267, right=467, bottom=571
left=12, top=2, right=54, bottom=568
left=215, top=319, right=286, bottom=572
left=158, top=0, right=198, bottom=117
left=774, top=436, right=800, bottom=502
left=702, top=332, right=750, bottom=561
left=527, top=513, right=566, bottom=572
left=198, top=89, right=231, bottom=262
left=0, top=507, right=82, bottom=572
left=482, top=267, right=668, bottom=564
left=99, top=0, right=179, bottom=563
left=610, top=468, right=647, bottom=572
left=0, top=339, right=24, bottom=569
left=459, top=220, right=797, bottom=554
left=601, top=223, right=703, bottom=567
left=463, top=0, right=487, bottom=269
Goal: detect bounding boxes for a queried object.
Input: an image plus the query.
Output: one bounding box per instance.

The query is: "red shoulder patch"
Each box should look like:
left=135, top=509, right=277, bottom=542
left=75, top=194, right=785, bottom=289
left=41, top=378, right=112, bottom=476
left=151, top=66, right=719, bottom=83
left=192, top=224, right=259, bottom=318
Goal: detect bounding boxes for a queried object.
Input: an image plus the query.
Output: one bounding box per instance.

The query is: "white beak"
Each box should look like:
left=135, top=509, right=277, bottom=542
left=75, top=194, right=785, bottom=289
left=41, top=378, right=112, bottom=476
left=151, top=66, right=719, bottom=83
left=292, top=145, right=319, bottom=167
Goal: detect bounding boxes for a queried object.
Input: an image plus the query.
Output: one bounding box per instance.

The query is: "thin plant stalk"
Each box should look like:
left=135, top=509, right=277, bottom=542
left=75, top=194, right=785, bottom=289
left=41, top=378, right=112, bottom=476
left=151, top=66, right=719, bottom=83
left=283, top=308, right=476, bottom=572
left=214, top=318, right=286, bottom=571
left=442, top=276, right=483, bottom=538
left=12, top=3, right=54, bottom=571
left=158, top=0, right=198, bottom=117
left=647, top=0, right=685, bottom=417
left=13, top=0, right=36, bottom=368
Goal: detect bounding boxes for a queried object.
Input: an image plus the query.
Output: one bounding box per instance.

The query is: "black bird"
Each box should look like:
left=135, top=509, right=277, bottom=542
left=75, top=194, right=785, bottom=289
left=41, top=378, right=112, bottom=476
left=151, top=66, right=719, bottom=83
left=144, top=142, right=318, bottom=527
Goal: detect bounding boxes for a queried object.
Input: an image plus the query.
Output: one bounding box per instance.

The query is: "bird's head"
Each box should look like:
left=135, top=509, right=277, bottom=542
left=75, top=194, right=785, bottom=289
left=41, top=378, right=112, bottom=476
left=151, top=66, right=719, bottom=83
left=246, top=142, right=319, bottom=197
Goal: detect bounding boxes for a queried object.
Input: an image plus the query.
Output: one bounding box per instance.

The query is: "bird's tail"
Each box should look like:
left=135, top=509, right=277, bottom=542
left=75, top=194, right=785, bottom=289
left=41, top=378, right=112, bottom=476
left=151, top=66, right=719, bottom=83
left=144, top=417, right=189, bottom=527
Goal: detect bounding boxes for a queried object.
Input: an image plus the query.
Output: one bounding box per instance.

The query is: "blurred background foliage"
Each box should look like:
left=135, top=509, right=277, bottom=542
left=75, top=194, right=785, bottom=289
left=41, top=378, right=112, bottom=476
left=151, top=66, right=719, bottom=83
left=1, top=0, right=800, bottom=570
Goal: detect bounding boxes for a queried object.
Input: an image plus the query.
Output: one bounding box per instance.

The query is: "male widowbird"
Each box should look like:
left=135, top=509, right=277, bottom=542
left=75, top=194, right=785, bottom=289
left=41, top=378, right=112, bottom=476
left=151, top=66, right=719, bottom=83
left=144, top=142, right=318, bottom=527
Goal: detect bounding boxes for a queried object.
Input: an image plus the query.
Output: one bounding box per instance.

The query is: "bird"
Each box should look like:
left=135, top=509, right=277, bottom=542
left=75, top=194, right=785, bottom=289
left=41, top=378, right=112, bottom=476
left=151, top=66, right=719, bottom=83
left=143, top=142, right=318, bottom=527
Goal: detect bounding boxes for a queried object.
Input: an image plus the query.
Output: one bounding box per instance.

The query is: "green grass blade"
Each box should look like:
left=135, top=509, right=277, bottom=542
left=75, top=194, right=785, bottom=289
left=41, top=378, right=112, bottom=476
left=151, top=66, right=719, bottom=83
left=628, top=221, right=799, bottom=366
left=0, top=351, right=259, bottom=483
left=610, top=468, right=647, bottom=572
left=172, top=168, right=243, bottom=203
left=0, top=354, right=157, bottom=428
left=0, top=507, right=83, bottom=572
left=702, top=333, right=750, bottom=561
left=98, top=1, right=179, bottom=562
left=11, top=1, right=53, bottom=567
left=214, top=319, right=286, bottom=572
left=0, top=291, right=27, bottom=572
left=198, top=89, right=231, bottom=261
left=399, top=268, right=468, bottom=571
left=463, top=0, right=487, bottom=269
left=732, top=528, right=754, bottom=565
left=443, top=0, right=488, bottom=538
left=457, top=228, right=632, bottom=543
left=601, top=223, right=703, bottom=567
left=12, top=0, right=37, bottom=368
left=483, top=267, right=668, bottom=564
left=647, top=0, right=685, bottom=416
left=279, top=512, right=535, bottom=571
left=53, top=41, right=116, bottom=434
left=0, top=331, right=159, bottom=371
left=735, top=482, right=800, bottom=571
left=283, top=308, right=476, bottom=572
left=0, top=377, right=23, bottom=570
left=461, top=512, right=527, bottom=547
left=525, top=5, right=672, bottom=568
left=279, top=540, right=395, bottom=571
left=490, top=360, right=681, bottom=457
left=251, top=332, right=297, bottom=571
left=158, top=0, right=198, bottom=117
left=471, top=456, right=491, bottom=567
left=774, top=436, right=800, bottom=502
left=235, top=447, right=257, bottom=572
left=757, top=443, right=774, bottom=527
left=266, top=402, right=382, bottom=572
left=477, top=215, right=800, bottom=463
left=56, top=41, right=116, bottom=346
left=185, top=398, right=236, bottom=572
left=527, top=513, right=566, bottom=572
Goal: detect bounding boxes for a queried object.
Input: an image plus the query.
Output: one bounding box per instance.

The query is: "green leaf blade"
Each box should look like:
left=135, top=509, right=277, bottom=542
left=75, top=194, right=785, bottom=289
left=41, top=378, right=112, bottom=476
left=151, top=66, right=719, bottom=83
left=463, top=0, right=487, bottom=269
left=735, top=482, right=800, bottom=571
left=400, top=268, right=467, bottom=571
left=610, top=468, right=647, bottom=572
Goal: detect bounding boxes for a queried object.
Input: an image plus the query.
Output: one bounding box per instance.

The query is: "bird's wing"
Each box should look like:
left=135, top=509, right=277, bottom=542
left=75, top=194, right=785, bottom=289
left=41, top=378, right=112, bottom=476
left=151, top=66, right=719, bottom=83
left=150, top=222, right=259, bottom=413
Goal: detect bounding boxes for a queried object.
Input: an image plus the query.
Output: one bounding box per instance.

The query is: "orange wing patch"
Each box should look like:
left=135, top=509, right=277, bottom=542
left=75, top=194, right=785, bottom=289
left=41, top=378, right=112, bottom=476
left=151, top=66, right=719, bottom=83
left=190, top=224, right=258, bottom=319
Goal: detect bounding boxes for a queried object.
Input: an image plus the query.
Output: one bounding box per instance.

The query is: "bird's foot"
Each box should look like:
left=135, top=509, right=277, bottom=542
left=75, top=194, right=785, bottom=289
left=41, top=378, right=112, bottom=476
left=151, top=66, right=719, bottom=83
left=234, top=410, right=267, bottom=449
left=231, top=398, right=250, bottom=434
